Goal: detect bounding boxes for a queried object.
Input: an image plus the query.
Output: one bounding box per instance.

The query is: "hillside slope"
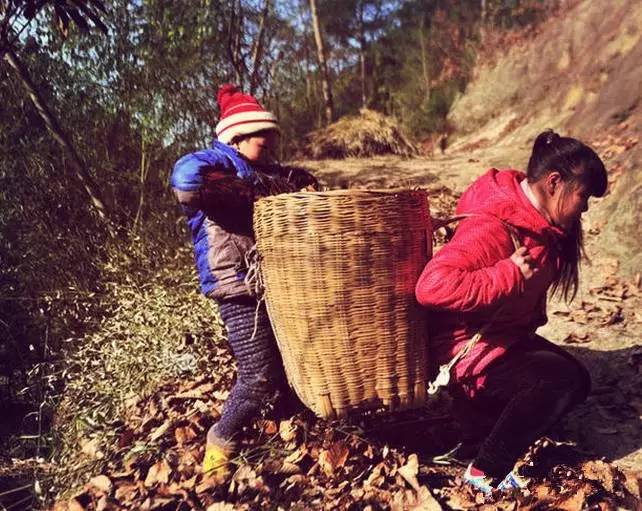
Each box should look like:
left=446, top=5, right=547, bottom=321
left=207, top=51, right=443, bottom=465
left=448, top=0, right=642, bottom=276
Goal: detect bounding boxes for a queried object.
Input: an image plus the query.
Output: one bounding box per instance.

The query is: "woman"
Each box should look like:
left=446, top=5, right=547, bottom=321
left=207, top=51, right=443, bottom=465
left=415, top=130, right=607, bottom=492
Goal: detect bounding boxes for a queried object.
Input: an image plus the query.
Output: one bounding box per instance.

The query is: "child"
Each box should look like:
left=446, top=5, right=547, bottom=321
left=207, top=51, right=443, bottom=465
left=415, top=130, right=607, bottom=492
left=170, top=84, right=316, bottom=478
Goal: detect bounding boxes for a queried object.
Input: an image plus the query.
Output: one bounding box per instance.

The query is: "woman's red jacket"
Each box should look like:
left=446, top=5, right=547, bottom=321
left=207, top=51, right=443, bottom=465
left=415, top=169, right=565, bottom=395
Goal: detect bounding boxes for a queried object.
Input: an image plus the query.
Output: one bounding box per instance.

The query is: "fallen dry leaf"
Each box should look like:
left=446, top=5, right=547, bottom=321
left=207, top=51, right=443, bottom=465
left=149, top=420, right=173, bottom=442
left=398, top=454, right=421, bottom=492
left=174, top=425, right=198, bottom=445
left=551, top=481, right=592, bottom=511
left=67, top=498, right=85, bottom=511
left=206, top=503, right=236, bottom=511
left=95, top=495, right=109, bottom=511
left=258, top=419, right=278, bottom=435
left=80, top=438, right=104, bottom=459
left=581, top=460, right=617, bottom=493
left=318, top=441, right=350, bottom=477
left=144, top=459, right=171, bottom=487
left=622, top=470, right=641, bottom=498
left=89, top=474, right=113, bottom=494
left=171, top=383, right=215, bottom=401
left=278, top=419, right=298, bottom=442
left=366, top=462, right=387, bottom=488
left=414, top=485, right=443, bottom=511
left=196, top=475, right=220, bottom=494
left=114, top=482, right=138, bottom=503
left=284, top=445, right=308, bottom=465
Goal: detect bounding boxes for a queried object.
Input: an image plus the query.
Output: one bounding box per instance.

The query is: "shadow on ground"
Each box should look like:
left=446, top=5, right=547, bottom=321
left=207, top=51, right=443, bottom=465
left=358, top=344, right=641, bottom=471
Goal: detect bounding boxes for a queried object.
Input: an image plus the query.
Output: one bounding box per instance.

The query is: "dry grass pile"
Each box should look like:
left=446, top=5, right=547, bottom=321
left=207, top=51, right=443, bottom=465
left=304, top=109, right=418, bottom=159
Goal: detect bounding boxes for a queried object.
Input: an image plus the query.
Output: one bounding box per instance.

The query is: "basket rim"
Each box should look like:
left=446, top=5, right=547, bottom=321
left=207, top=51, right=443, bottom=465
left=256, top=188, right=427, bottom=203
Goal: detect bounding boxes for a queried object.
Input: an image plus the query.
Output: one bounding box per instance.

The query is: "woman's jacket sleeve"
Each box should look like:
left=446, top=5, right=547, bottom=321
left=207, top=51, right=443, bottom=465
left=415, top=216, right=524, bottom=312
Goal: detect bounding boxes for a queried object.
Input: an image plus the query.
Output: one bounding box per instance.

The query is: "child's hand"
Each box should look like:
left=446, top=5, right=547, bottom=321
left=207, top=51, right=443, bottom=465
left=511, top=246, right=537, bottom=280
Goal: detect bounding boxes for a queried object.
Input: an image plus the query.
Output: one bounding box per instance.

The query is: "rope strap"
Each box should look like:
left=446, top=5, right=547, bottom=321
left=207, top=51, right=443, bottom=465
left=243, top=245, right=266, bottom=342
left=427, top=214, right=522, bottom=396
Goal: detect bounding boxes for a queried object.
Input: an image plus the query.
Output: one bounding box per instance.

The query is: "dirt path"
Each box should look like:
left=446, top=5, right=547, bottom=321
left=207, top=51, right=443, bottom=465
left=296, top=150, right=642, bottom=471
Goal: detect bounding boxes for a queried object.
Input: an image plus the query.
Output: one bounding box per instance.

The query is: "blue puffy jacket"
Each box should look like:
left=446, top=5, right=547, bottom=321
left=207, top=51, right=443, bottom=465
left=171, top=140, right=316, bottom=300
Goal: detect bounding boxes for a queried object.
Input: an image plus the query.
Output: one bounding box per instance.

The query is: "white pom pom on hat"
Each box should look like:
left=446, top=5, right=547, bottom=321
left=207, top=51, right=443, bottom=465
left=215, top=84, right=279, bottom=144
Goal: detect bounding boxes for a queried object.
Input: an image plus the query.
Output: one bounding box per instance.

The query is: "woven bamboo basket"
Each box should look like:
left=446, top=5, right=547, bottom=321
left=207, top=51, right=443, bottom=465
left=253, top=189, right=432, bottom=418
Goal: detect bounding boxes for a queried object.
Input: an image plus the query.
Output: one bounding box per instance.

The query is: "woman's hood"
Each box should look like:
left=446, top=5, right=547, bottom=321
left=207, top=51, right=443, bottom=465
left=455, top=169, right=565, bottom=239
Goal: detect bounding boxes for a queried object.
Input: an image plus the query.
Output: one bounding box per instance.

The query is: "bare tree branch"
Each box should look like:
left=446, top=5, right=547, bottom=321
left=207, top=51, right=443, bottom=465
left=4, top=48, right=114, bottom=229
left=249, top=0, right=270, bottom=94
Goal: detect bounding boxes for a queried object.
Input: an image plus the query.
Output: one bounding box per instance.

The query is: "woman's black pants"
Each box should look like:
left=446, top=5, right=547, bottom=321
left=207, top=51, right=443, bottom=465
left=460, top=335, right=591, bottom=478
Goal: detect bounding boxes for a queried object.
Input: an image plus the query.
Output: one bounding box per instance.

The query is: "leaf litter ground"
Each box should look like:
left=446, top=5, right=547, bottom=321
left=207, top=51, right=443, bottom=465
left=46, top=180, right=641, bottom=510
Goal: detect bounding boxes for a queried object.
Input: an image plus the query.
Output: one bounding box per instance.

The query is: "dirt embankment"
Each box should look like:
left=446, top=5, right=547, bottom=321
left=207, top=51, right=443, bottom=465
left=447, top=0, right=642, bottom=277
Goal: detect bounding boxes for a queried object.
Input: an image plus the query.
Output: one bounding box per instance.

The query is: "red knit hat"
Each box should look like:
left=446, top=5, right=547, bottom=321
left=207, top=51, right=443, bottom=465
left=215, top=84, right=279, bottom=144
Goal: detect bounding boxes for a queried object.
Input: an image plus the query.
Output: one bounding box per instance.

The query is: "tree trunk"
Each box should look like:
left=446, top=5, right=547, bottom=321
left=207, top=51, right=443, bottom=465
left=133, top=132, right=149, bottom=232
left=4, top=50, right=113, bottom=228
left=480, top=0, right=487, bottom=44
left=418, top=16, right=430, bottom=102
left=309, top=0, right=334, bottom=124
left=358, top=2, right=367, bottom=109
left=249, top=0, right=270, bottom=94
left=227, top=0, right=246, bottom=86
left=359, top=48, right=366, bottom=108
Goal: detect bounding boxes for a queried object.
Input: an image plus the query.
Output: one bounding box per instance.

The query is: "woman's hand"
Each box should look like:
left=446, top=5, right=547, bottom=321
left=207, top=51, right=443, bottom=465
left=511, top=246, right=537, bottom=280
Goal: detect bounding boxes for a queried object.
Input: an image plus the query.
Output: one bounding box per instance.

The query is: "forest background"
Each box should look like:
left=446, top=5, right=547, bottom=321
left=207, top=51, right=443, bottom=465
left=2, top=0, right=639, bottom=509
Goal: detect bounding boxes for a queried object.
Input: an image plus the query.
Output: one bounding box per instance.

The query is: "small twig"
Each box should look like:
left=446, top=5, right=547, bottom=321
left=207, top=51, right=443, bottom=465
left=430, top=442, right=466, bottom=466
left=0, top=483, right=33, bottom=498
left=5, top=494, right=32, bottom=511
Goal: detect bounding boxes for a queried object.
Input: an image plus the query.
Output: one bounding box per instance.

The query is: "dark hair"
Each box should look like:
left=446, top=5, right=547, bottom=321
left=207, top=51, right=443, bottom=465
left=526, top=129, right=607, bottom=301
left=230, top=129, right=279, bottom=146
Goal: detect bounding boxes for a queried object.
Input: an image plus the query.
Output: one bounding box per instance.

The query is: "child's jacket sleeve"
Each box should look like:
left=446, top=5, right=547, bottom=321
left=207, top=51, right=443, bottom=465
left=415, top=216, right=524, bottom=312
left=170, top=149, right=255, bottom=216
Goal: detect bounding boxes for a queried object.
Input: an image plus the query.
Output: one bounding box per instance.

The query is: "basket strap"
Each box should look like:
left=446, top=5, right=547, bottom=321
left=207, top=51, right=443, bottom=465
left=427, top=214, right=522, bottom=395
left=432, top=213, right=521, bottom=251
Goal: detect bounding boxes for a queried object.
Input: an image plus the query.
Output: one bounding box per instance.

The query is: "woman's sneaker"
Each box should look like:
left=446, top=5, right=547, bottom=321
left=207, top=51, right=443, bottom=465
left=497, top=470, right=530, bottom=491
left=463, top=464, right=496, bottom=494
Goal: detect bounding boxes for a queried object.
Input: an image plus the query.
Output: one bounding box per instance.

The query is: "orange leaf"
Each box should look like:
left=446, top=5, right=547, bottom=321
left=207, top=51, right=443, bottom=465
left=89, top=475, right=113, bottom=494
left=318, top=441, right=349, bottom=477
left=144, top=459, right=171, bottom=487
left=258, top=420, right=278, bottom=435
left=174, top=426, right=198, bottom=446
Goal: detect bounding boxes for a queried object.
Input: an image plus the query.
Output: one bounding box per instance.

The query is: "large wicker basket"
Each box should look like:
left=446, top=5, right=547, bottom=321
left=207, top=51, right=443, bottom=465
left=253, top=189, right=432, bottom=418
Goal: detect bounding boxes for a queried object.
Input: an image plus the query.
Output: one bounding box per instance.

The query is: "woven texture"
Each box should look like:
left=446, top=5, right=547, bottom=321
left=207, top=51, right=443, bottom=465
left=254, top=189, right=431, bottom=418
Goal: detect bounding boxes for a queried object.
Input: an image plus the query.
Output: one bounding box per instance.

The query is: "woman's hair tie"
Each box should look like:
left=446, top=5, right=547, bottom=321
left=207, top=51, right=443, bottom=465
left=545, top=130, right=559, bottom=145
